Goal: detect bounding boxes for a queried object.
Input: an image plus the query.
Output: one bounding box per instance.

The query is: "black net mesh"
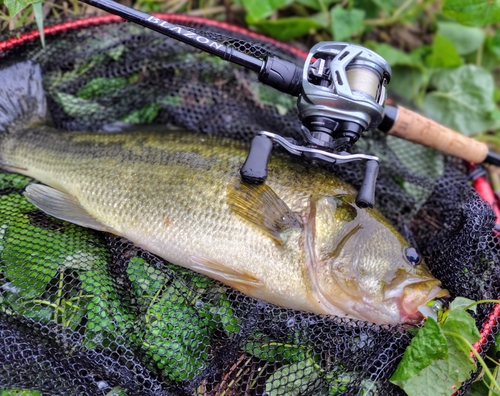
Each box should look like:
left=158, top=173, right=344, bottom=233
left=0, top=15, right=498, bottom=395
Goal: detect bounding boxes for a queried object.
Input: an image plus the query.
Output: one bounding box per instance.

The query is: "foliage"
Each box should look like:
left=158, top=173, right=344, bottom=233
left=239, top=0, right=500, bottom=138
left=391, top=297, right=500, bottom=396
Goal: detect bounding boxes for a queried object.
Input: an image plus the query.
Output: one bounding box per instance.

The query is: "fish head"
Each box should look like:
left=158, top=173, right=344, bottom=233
left=311, top=195, right=449, bottom=325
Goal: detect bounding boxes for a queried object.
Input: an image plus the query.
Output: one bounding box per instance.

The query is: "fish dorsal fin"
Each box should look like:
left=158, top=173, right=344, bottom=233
left=189, top=255, right=263, bottom=293
left=24, top=184, right=113, bottom=233
left=227, top=181, right=302, bottom=245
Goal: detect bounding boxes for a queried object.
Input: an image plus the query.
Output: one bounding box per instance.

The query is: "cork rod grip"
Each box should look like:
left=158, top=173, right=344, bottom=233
left=387, top=106, right=489, bottom=163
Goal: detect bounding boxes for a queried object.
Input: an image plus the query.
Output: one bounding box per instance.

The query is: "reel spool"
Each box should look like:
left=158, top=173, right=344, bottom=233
left=298, top=42, right=391, bottom=153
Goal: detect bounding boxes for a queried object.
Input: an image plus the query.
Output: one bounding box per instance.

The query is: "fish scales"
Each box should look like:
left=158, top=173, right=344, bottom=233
left=2, top=126, right=322, bottom=311
left=0, top=61, right=449, bottom=324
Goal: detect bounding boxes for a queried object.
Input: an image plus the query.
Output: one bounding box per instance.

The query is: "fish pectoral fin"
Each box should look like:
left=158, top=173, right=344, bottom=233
left=189, top=255, right=263, bottom=290
left=226, top=181, right=302, bottom=245
left=24, top=184, right=113, bottom=233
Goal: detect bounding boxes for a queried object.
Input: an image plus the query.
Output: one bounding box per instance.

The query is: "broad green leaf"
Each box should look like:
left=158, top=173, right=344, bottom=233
left=245, top=332, right=309, bottom=364
left=265, top=359, right=319, bottom=396
left=32, top=1, right=44, bottom=48
left=393, top=337, right=475, bottom=396
left=437, top=21, right=485, bottom=55
left=142, top=289, right=210, bottom=381
left=390, top=66, right=426, bottom=101
left=442, top=309, right=480, bottom=347
left=0, top=192, right=106, bottom=301
left=330, top=6, right=366, bottom=41
left=55, top=92, right=106, bottom=119
left=366, top=42, right=426, bottom=101
left=386, top=136, right=444, bottom=205
left=391, top=305, right=481, bottom=396
left=252, top=17, right=323, bottom=40
left=295, top=0, right=340, bottom=11
left=367, top=42, right=419, bottom=67
left=422, top=65, right=498, bottom=135
left=4, top=0, right=34, bottom=16
left=121, top=103, right=162, bottom=124
left=1, top=390, right=43, bottom=395
left=77, top=77, right=128, bottom=100
left=81, top=266, right=136, bottom=349
left=442, top=0, right=500, bottom=27
left=369, top=0, right=392, bottom=15
left=449, top=296, right=476, bottom=312
left=249, top=82, right=296, bottom=115
left=241, top=0, right=293, bottom=22
left=487, top=29, right=500, bottom=60
left=390, top=318, right=448, bottom=383
left=425, top=34, right=463, bottom=68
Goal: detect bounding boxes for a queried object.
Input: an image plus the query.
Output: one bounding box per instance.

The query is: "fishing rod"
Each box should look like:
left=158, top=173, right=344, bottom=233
left=78, top=0, right=500, bottom=208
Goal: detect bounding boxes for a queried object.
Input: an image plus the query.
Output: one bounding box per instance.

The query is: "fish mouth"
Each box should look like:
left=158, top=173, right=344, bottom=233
left=402, top=283, right=450, bottom=323
left=384, top=279, right=450, bottom=324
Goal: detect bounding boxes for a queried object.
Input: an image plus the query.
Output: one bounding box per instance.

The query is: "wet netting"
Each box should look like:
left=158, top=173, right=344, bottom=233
left=0, top=14, right=499, bottom=396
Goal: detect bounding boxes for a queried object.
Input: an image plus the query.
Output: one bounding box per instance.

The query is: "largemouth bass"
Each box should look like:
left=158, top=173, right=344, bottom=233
left=0, top=61, right=448, bottom=324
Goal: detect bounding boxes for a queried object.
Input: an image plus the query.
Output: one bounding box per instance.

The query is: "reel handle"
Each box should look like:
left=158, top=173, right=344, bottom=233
left=240, top=135, right=273, bottom=184
left=356, top=159, right=379, bottom=209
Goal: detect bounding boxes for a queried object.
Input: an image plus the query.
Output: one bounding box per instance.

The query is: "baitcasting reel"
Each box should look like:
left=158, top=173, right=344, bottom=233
left=241, top=42, right=392, bottom=208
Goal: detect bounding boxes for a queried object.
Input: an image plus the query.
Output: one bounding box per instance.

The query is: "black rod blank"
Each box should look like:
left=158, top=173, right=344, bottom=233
left=79, top=0, right=263, bottom=72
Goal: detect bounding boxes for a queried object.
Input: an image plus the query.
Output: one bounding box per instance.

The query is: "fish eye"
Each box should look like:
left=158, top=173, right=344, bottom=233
left=404, top=247, right=422, bottom=266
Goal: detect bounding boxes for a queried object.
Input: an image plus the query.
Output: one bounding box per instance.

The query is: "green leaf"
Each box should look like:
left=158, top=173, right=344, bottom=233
left=487, top=29, right=500, bottom=60
left=394, top=340, right=474, bottom=396
left=245, top=332, right=309, bottom=364
left=390, top=66, right=426, bottom=101
left=32, top=2, right=44, bottom=48
left=390, top=318, right=448, bottom=384
left=422, top=65, right=498, bottom=135
left=3, top=0, right=34, bottom=16
left=449, top=296, right=477, bottom=312
left=437, top=21, right=485, bottom=55
left=365, top=43, right=426, bottom=101
left=120, top=103, right=162, bottom=124
left=1, top=390, right=43, bottom=396
left=295, top=0, right=340, bottom=10
left=249, top=82, right=296, bottom=115
left=369, top=0, right=392, bottom=15
left=80, top=266, right=136, bottom=349
left=442, top=0, right=500, bottom=27
left=442, top=309, right=480, bottom=347
left=367, top=42, right=420, bottom=67
left=77, top=77, right=129, bottom=100
left=391, top=304, right=481, bottom=396
left=142, top=297, right=210, bottom=381
left=54, top=93, right=106, bottom=119
left=330, top=6, right=366, bottom=41
left=425, top=34, right=463, bottom=68
left=241, top=0, right=293, bottom=22
left=265, top=359, right=319, bottom=396
left=252, top=17, right=323, bottom=40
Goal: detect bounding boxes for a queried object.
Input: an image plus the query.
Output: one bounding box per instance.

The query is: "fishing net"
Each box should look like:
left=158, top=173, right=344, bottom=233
left=0, top=14, right=499, bottom=396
